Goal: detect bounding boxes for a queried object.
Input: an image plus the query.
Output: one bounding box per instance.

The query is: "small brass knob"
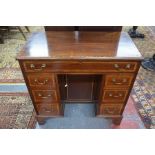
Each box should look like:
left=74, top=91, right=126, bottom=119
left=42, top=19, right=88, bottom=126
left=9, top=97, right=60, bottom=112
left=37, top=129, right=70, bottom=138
left=119, top=93, right=123, bottom=97
left=109, top=93, right=113, bottom=97
left=122, top=78, right=127, bottom=83
left=38, top=93, right=42, bottom=97
left=112, top=78, right=116, bottom=82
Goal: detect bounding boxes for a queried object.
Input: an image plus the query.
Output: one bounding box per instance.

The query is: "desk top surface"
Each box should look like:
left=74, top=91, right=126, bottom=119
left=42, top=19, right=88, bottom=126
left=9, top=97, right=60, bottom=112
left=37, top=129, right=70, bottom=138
left=17, top=31, right=143, bottom=60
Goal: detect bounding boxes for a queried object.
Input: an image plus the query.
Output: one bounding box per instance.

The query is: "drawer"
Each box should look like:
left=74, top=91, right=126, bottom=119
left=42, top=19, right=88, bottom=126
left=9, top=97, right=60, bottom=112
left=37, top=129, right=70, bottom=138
left=98, top=104, right=123, bottom=115
left=27, top=73, right=55, bottom=89
left=102, top=90, right=128, bottom=102
left=105, top=73, right=134, bottom=88
left=32, top=90, right=58, bottom=102
left=22, top=61, right=138, bottom=73
left=23, top=61, right=52, bottom=72
left=36, top=104, right=61, bottom=116
left=100, top=101, right=124, bottom=105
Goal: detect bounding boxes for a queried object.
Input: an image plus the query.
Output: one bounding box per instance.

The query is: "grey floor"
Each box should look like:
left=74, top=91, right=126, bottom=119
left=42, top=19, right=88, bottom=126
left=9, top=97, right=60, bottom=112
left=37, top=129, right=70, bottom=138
left=36, top=104, right=112, bottom=129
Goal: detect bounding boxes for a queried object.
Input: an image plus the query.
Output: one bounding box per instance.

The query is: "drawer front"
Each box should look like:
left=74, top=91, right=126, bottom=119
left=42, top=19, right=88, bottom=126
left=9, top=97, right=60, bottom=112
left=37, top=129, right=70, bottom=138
left=27, top=73, right=55, bottom=89
left=101, top=101, right=124, bottom=105
left=98, top=104, right=123, bottom=115
left=32, top=90, right=58, bottom=102
left=102, top=90, right=128, bottom=102
left=22, top=61, right=138, bottom=73
left=23, top=61, right=51, bottom=72
left=105, top=73, right=134, bottom=88
left=36, top=104, right=61, bottom=116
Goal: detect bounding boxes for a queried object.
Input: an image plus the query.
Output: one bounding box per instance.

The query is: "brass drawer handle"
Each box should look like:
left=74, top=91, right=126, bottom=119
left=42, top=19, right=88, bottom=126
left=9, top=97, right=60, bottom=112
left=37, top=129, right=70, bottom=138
left=34, top=79, right=48, bottom=85
left=114, top=64, right=120, bottom=69
left=105, top=108, right=116, bottom=114
left=109, top=93, right=123, bottom=98
left=42, top=108, right=51, bottom=113
left=112, top=78, right=127, bottom=85
left=30, top=64, right=46, bottom=71
left=38, top=93, right=51, bottom=98
left=114, top=63, right=132, bottom=70
left=122, top=78, right=127, bottom=83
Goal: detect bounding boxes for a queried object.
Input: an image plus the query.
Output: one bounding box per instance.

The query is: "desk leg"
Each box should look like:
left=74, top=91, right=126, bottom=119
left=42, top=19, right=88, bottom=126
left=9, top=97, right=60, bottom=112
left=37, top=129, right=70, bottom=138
left=36, top=116, right=46, bottom=125
left=112, top=116, right=123, bottom=125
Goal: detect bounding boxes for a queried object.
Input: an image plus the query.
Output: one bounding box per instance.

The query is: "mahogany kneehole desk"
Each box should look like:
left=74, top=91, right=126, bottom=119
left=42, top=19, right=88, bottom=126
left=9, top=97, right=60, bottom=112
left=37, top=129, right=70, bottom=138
left=17, top=30, right=143, bottom=125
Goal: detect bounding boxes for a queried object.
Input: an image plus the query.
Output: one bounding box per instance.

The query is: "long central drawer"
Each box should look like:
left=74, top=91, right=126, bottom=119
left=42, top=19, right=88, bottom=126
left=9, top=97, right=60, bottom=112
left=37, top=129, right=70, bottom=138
left=22, top=61, right=138, bottom=73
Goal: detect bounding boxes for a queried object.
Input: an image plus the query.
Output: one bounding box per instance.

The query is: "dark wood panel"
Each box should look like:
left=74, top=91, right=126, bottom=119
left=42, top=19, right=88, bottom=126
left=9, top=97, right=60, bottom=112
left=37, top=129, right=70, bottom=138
left=58, top=75, right=67, bottom=101
left=58, top=75, right=102, bottom=102
left=78, top=26, right=122, bottom=31
left=67, top=75, right=94, bottom=102
left=45, top=26, right=75, bottom=31
left=45, top=26, right=122, bottom=32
